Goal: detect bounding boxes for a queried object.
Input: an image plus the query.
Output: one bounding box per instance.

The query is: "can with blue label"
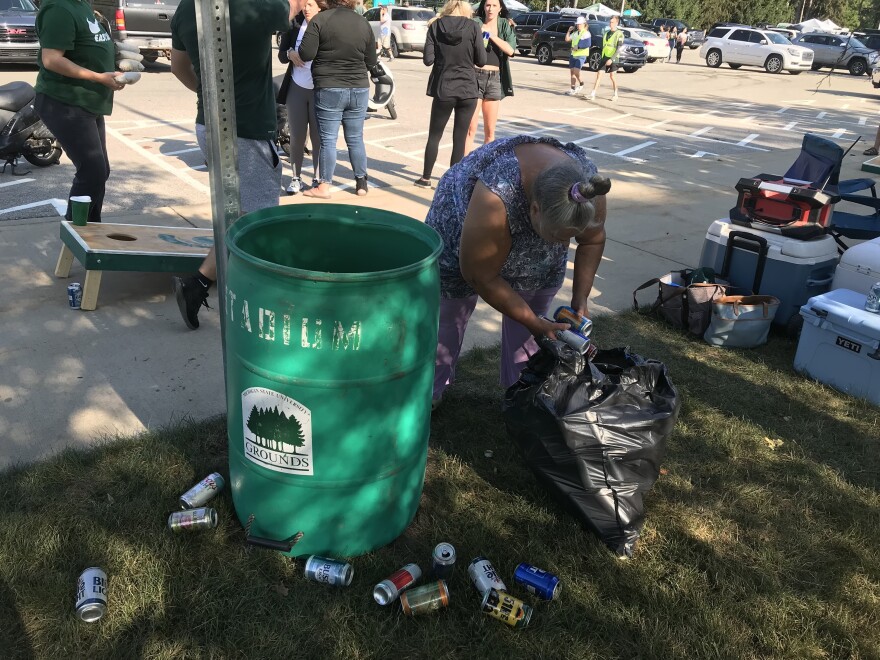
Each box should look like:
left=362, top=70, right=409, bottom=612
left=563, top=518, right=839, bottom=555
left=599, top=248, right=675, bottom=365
left=513, top=563, right=560, bottom=600
left=67, top=283, right=83, bottom=310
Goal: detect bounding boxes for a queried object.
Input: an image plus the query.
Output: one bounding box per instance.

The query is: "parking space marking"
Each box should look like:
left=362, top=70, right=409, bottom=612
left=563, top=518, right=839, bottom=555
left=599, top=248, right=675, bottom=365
left=859, top=117, right=868, bottom=126
left=782, top=121, right=798, bottom=131
left=573, top=133, right=608, bottom=144
left=580, top=147, right=646, bottom=164
left=739, top=115, right=756, bottom=123
left=841, top=104, right=850, bottom=110
left=690, top=126, right=713, bottom=137
left=608, top=113, right=633, bottom=123
left=689, top=151, right=719, bottom=158
left=646, top=118, right=672, bottom=129
left=816, top=111, right=827, bottom=119
left=0, top=178, right=34, bottom=189
left=370, top=130, right=430, bottom=143
left=0, top=198, right=66, bottom=217
left=614, top=141, right=656, bottom=157
left=646, top=104, right=681, bottom=111
left=831, top=128, right=848, bottom=138
left=134, top=131, right=192, bottom=143
left=775, top=107, right=789, bottom=114
left=736, top=133, right=760, bottom=147
left=163, top=147, right=201, bottom=157
left=105, top=126, right=209, bottom=194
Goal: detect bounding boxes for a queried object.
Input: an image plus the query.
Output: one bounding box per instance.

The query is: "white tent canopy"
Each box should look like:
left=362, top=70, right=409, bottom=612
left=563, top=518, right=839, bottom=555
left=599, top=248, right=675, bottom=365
left=560, top=3, right=619, bottom=16
left=503, top=0, right=530, bottom=11
left=795, top=18, right=844, bottom=33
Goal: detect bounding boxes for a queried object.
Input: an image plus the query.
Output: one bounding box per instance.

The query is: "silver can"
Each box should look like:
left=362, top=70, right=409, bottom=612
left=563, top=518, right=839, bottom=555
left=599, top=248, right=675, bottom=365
left=431, top=542, right=456, bottom=580
left=75, top=567, right=107, bottom=622
left=865, top=281, right=880, bottom=313
left=304, top=555, right=354, bottom=587
left=468, top=556, right=507, bottom=596
left=167, top=507, right=218, bottom=532
left=179, top=472, right=225, bottom=509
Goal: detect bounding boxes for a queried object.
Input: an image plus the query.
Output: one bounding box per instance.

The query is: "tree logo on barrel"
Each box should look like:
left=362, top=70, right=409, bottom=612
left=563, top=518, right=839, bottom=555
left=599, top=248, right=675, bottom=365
left=241, top=387, right=313, bottom=475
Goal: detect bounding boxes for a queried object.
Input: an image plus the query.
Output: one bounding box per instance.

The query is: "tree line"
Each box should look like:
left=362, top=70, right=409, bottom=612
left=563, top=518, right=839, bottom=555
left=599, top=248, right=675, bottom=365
left=246, top=405, right=307, bottom=453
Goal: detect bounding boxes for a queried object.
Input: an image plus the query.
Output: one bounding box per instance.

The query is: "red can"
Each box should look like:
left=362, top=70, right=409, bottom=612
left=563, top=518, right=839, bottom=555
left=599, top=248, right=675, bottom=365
left=373, top=563, right=421, bottom=605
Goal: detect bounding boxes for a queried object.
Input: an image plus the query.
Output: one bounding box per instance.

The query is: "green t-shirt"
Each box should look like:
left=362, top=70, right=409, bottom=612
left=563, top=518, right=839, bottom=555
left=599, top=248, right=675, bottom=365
left=34, top=0, right=115, bottom=115
left=171, top=0, right=289, bottom=141
left=601, top=28, right=623, bottom=62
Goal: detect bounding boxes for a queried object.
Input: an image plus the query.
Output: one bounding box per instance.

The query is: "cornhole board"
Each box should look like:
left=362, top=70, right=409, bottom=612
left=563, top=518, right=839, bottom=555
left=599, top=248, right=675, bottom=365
left=55, top=221, right=214, bottom=310
left=862, top=156, right=880, bottom=175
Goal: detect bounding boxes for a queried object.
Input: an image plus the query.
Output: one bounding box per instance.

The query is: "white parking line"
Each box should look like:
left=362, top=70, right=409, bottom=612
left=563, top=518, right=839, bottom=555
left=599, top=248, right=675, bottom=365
left=775, top=107, right=789, bottom=114
left=580, top=147, right=646, bottom=164
left=106, top=126, right=209, bottom=194
left=736, top=133, right=759, bottom=147
left=134, top=131, right=192, bottom=143
left=841, top=104, right=850, bottom=110
left=690, top=126, right=713, bottom=137
left=0, top=178, right=34, bottom=189
left=646, top=104, right=681, bottom=111
left=859, top=117, right=868, bottom=126
left=782, top=121, right=798, bottom=131
left=370, top=130, right=430, bottom=143
left=690, top=151, right=719, bottom=158
left=816, top=111, right=827, bottom=119
left=572, top=133, right=608, bottom=144
left=831, top=129, right=848, bottom=138
left=163, top=147, right=202, bottom=157
left=0, top=198, right=66, bottom=216
left=647, top=118, right=672, bottom=129
left=608, top=113, right=633, bottom=123
left=739, top=115, right=756, bottom=123
left=614, top=141, right=656, bottom=157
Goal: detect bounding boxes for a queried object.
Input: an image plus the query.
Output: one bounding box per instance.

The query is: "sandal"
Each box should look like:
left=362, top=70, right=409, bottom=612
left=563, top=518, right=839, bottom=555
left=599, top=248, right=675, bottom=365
left=863, top=147, right=879, bottom=156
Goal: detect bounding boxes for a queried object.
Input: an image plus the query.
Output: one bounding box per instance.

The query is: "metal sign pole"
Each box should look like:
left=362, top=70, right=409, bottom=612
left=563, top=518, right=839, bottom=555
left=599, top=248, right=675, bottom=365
left=194, top=0, right=239, bottom=376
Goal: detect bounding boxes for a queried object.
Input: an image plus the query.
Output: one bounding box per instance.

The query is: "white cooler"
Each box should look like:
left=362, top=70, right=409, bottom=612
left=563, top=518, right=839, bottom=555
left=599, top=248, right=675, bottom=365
left=831, top=237, right=880, bottom=294
left=794, top=289, right=880, bottom=406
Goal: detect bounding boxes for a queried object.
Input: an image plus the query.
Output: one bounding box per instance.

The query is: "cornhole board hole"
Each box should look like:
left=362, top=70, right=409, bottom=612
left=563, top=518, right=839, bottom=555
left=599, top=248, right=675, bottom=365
left=55, top=221, right=214, bottom=310
left=861, top=156, right=880, bottom=175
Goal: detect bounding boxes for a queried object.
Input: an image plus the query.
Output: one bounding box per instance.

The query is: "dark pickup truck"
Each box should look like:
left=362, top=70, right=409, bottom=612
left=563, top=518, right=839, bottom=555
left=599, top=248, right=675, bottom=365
left=92, top=0, right=180, bottom=62
left=641, top=18, right=705, bottom=48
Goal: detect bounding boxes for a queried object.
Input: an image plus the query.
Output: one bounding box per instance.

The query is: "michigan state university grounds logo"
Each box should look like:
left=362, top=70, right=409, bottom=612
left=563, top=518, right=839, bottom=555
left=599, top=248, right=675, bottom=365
left=241, top=388, right=313, bottom=475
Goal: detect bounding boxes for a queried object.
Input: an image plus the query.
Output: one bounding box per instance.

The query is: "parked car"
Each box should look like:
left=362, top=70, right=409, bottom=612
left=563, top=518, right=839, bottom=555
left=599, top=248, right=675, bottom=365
left=642, top=18, right=705, bottom=48
left=91, top=0, right=180, bottom=62
left=364, top=5, right=434, bottom=58
left=532, top=19, right=647, bottom=73
left=0, top=0, right=38, bottom=65
left=513, top=11, right=561, bottom=56
left=792, top=32, right=880, bottom=76
left=765, top=27, right=800, bottom=40
left=854, top=30, right=880, bottom=52
left=699, top=26, right=813, bottom=74
left=621, top=26, right=667, bottom=62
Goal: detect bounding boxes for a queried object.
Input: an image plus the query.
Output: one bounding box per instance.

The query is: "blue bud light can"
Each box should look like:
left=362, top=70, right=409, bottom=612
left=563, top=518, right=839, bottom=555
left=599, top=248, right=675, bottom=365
left=68, top=283, right=83, bottom=310
left=513, top=563, right=560, bottom=600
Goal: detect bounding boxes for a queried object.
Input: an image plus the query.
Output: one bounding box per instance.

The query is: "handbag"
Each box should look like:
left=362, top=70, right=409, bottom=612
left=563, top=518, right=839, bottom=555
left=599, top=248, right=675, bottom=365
left=704, top=295, right=780, bottom=348
left=633, top=269, right=728, bottom=336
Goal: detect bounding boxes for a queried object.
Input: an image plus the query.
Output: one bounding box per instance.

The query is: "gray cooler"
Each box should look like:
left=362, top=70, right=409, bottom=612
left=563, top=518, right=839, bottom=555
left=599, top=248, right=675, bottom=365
left=699, top=220, right=839, bottom=331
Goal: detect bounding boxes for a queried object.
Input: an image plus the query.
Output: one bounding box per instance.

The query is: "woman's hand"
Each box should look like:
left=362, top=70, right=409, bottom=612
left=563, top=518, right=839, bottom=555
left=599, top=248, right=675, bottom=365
left=95, top=72, right=125, bottom=91
left=287, top=49, right=305, bottom=67
left=529, top=316, right=571, bottom=340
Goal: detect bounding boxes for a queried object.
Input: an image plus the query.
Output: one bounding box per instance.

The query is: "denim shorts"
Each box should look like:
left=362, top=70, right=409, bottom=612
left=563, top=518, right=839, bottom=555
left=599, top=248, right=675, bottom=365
left=569, top=55, right=587, bottom=69
left=476, top=69, right=504, bottom=101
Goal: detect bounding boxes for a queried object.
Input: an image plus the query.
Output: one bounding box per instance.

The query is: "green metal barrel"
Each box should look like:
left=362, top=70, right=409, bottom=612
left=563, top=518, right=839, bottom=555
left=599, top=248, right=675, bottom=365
left=224, top=205, right=441, bottom=558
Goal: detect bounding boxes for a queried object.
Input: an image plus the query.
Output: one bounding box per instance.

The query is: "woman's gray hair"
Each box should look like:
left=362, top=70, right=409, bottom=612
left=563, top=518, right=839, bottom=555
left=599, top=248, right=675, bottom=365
left=532, top=164, right=611, bottom=235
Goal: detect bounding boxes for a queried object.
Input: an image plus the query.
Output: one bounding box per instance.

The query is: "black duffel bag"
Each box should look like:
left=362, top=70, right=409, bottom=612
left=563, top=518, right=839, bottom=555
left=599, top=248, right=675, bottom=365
left=503, top=340, right=680, bottom=558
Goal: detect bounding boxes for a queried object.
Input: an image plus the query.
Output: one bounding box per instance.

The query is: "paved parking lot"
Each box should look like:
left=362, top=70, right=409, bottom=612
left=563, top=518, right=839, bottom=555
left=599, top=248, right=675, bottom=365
left=1, top=49, right=877, bottom=221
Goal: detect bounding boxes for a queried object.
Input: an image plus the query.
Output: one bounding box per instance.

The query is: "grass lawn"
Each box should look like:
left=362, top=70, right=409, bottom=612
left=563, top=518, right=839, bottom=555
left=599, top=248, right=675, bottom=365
left=0, top=313, right=878, bottom=659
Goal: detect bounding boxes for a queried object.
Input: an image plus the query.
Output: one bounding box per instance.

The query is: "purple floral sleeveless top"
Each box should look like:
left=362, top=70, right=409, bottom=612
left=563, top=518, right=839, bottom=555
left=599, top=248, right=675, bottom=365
left=425, top=135, right=597, bottom=299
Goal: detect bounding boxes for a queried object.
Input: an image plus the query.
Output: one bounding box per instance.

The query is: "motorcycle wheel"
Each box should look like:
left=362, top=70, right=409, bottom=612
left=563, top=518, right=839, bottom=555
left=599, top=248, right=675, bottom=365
left=24, top=139, right=63, bottom=167
left=387, top=99, right=398, bottom=120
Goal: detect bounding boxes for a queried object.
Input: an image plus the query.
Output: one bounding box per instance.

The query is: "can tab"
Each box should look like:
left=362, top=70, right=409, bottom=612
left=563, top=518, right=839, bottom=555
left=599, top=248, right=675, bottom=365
left=245, top=514, right=304, bottom=552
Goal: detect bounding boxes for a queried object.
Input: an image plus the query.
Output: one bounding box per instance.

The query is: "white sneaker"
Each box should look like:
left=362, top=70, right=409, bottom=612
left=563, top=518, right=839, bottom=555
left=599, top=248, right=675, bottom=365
left=575, top=84, right=583, bottom=94
left=286, top=177, right=302, bottom=195
left=611, top=93, right=619, bottom=101
left=588, top=90, right=596, bottom=100
left=565, top=88, right=578, bottom=96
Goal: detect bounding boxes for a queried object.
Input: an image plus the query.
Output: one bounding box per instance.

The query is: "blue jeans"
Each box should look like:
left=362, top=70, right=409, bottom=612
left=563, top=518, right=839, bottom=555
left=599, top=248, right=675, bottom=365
left=314, top=87, right=369, bottom=184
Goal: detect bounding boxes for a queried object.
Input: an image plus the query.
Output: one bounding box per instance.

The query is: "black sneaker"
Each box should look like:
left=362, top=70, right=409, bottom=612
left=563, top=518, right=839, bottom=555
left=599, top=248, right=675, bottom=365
left=356, top=175, right=368, bottom=196
left=172, top=275, right=210, bottom=330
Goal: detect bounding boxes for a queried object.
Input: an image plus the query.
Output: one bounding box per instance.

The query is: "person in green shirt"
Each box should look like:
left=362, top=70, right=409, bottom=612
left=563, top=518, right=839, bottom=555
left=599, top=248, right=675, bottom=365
left=169, top=0, right=289, bottom=330
left=564, top=16, right=591, bottom=95
left=34, top=0, right=125, bottom=223
left=588, top=15, right=622, bottom=102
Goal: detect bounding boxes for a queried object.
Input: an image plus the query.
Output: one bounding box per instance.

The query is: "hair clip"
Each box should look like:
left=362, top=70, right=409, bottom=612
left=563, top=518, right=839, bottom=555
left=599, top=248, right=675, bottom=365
left=569, top=182, right=589, bottom=204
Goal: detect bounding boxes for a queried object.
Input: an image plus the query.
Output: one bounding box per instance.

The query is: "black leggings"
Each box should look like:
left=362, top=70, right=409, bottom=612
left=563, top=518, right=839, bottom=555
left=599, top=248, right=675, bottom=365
left=675, top=43, right=685, bottom=62
left=422, top=97, right=478, bottom=179
left=34, top=93, right=109, bottom=223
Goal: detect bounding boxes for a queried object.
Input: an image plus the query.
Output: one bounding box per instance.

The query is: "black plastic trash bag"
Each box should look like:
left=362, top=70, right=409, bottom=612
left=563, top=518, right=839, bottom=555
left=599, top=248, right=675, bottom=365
left=503, top=341, right=680, bottom=558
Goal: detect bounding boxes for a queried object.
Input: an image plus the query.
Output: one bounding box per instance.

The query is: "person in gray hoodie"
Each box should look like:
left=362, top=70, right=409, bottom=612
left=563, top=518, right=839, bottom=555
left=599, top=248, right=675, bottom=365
left=415, top=0, right=486, bottom=188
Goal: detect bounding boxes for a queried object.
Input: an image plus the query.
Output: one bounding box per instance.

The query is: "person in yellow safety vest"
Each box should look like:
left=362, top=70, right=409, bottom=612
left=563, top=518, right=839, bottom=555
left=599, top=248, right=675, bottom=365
left=588, top=15, right=622, bottom=102
left=564, top=16, right=591, bottom=96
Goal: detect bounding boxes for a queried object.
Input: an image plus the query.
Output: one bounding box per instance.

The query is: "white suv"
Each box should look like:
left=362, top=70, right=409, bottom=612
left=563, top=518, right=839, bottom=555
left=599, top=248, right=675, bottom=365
left=699, top=26, right=814, bottom=74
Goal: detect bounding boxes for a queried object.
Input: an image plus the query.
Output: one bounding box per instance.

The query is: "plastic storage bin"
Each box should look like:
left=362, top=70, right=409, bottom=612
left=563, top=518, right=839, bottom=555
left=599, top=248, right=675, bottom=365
left=831, top=237, right=880, bottom=294
left=794, top=288, right=880, bottom=406
left=699, top=220, right=839, bottom=331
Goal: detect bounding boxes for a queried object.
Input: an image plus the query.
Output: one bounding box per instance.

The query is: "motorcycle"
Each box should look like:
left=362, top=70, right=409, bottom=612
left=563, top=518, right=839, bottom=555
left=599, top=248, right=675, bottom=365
left=368, top=61, right=397, bottom=120
left=0, top=81, right=63, bottom=176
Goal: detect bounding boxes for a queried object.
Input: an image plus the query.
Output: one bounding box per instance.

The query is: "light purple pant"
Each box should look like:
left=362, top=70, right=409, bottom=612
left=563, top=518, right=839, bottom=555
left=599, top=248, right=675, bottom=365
left=433, top=287, right=560, bottom=400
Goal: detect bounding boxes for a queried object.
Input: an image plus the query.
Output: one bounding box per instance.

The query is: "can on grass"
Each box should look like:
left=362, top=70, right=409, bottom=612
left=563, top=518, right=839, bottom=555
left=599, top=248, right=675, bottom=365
left=400, top=580, right=449, bottom=616
left=468, top=556, right=507, bottom=596
left=304, top=555, right=354, bottom=587
left=167, top=507, right=218, bottom=532
left=67, top=283, right=82, bottom=310
left=179, top=472, right=225, bottom=509
left=431, top=542, right=456, bottom=580
left=481, top=588, right=533, bottom=628
left=75, top=567, right=107, bottom=622
left=513, top=563, right=561, bottom=600
left=373, top=563, right=421, bottom=605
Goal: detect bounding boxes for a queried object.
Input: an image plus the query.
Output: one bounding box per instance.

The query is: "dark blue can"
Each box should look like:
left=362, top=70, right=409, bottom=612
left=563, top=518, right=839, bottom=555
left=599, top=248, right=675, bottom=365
left=67, top=283, right=82, bottom=310
left=513, top=563, right=560, bottom=600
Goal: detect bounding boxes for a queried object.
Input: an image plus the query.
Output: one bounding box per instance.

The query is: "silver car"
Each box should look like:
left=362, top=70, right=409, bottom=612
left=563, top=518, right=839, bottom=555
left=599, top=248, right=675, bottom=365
left=364, top=5, right=435, bottom=57
left=792, top=32, right=880, bottom=76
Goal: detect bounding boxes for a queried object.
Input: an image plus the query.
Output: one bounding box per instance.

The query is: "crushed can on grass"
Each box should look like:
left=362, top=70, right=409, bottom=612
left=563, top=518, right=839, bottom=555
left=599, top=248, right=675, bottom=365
left=481, top=588, right=533, bottom=628
left=468, top=556, right=506, bottom=596
left=431, top=542, right=456, bottom=580
left=75, top=567, right=107, bottom=622
left=513, top=563, right=560, bottom=601
left=304, top=555, right=353, bottom=587
left=179, top=472, right=225, bottom=509
left=167, top=507, right=218, bottom=532
left=67, top=283, right=82, bottom=310
left=400, top=580, right=449, bottom=616
left=373, top=563, right=421, bottom=605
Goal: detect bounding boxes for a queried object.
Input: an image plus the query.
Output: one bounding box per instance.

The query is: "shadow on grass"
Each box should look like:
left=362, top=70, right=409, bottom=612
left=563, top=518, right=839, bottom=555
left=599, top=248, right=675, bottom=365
left=0, top=312, right=877, bottom=658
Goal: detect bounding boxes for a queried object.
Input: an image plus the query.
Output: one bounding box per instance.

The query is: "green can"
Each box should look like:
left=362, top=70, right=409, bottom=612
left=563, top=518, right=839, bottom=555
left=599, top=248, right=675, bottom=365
left=225, top=205, right=442, bottom=558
